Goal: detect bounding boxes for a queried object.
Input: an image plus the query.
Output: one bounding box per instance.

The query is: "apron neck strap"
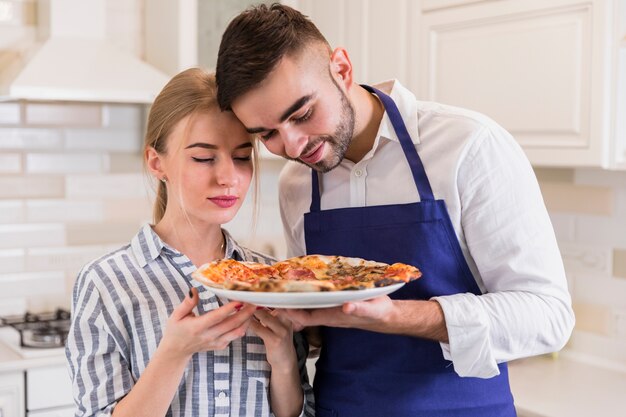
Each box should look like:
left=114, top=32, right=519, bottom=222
left=362, top=85, right=434, bottom=202
left=311, top=171, right=321, bottom=211
left=309, top=84, right=434, bottom=212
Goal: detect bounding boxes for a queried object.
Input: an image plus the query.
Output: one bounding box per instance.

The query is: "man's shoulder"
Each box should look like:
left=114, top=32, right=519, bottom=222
left=415, top=100, right=512, bottom=151
left=417, top=101, right=500, bottom=131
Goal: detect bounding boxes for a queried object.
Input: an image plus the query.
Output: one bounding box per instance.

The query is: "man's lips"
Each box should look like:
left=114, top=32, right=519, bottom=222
left=208, top=195, right=238, bottom=208
left=299, top=142, right=325, bottom=164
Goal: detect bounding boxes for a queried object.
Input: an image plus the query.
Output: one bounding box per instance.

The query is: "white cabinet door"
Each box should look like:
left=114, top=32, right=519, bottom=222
left=294, top=0, right=417, bottom=88
left=0, top=371, right=25, bottom=417
left=418, top=0, right=614, bottom=167
left=144, top=0, right=260, bottom=75
left=26, top=366, right=72, bottom=412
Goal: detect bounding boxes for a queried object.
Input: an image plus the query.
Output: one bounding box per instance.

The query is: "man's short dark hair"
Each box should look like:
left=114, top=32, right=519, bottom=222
left=216, top=3, right=329, bottom=111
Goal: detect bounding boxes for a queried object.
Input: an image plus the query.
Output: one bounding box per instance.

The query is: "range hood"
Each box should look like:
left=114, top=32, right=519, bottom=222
left=0, top=0, right=169, bottom=103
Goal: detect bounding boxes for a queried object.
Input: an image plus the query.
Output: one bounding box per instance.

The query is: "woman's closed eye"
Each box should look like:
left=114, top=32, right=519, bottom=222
left=192, top=156, right=214, bottom=163
left=233, top=154, right=252, bottom=162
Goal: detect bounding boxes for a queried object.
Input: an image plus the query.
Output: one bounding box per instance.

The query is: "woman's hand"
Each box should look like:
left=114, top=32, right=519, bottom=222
left=159, top=287, right=257, bottom=361
left=250, top=308, right=297, bottom=371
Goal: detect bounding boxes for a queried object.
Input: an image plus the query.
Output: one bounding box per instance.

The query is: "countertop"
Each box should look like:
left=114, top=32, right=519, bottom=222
left=509, top=354, right=626, bottom=417
left=0, top=340, right=66, bottom=373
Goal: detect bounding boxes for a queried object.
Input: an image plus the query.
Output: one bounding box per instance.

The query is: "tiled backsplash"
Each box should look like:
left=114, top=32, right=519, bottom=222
left=535, top=168, right=626, bottom=367
left=1, top=100, right=625, bottom=367
left=0, top=101, right=287, bottom=314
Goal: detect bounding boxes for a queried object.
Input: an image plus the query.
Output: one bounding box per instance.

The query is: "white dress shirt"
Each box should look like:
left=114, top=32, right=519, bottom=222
left=278, top=79, right=575, bottom=378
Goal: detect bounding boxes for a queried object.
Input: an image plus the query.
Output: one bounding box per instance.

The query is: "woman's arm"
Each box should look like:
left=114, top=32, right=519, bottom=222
left=250, top=309, right=304, bottom=417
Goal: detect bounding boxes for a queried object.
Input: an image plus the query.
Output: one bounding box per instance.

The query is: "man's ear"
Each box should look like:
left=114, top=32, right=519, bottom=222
left=145, top=146, right=164, bottom=180
left=330, top=47, right=353, bottom=91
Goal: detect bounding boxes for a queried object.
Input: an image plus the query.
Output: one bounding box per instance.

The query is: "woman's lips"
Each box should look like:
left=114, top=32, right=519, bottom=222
left=208, top=196, right=238, bottom=208
left=300, top=142, right=325, bottom=164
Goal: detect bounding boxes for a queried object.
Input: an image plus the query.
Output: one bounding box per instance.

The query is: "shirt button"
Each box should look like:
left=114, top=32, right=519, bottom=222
left=218, top=391, right=227, bottom=398
left=354, top=169, right=363, bottom=177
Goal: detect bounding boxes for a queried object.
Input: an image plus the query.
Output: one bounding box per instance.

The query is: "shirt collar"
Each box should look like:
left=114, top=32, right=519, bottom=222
left=130, top=224, right=246, bottom=268
left=370, top=79, right=421, bottom=146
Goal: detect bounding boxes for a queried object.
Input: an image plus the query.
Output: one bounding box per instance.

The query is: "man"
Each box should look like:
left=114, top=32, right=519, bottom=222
left=215, top=4, right=574, bottom=416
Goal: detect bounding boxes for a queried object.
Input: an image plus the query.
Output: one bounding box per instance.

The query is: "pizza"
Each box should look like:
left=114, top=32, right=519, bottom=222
left=192, top=255, right=422, bottom=292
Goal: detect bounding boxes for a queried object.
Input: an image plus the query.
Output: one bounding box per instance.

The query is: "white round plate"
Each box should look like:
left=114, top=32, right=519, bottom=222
left=206, top=283, right=405, bottom=309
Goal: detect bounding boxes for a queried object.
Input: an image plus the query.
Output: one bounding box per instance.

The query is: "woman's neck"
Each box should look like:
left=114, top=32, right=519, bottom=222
left=153, top=214, right=225, bottom=267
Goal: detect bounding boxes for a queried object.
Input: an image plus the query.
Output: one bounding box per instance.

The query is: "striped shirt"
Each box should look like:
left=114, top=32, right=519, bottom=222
left=66, top=224, right=315, bottom=417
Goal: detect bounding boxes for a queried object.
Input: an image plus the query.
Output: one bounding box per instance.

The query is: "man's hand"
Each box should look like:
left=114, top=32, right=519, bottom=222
left=279, top=297, right=449, bottom=342
left=280, top=296, right=395, bottom=333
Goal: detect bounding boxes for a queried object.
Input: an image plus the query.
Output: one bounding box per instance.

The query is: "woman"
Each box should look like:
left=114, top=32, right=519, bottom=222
left=65, top=68, right=314, bottom=417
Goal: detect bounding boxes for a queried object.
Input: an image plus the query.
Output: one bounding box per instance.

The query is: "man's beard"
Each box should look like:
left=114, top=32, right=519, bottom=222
left=290, top=80, right=355, bottom=173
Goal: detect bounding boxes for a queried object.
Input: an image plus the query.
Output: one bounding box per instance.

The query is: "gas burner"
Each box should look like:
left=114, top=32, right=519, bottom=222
left=0, top=308, right=71, bottom=349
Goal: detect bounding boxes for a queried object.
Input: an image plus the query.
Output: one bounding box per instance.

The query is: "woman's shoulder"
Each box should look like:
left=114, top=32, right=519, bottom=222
left=237, top=245, right=278, bottom=264
left=75, top=244, right=134, bottom=284
left=222, top=229, right=278, bottom=264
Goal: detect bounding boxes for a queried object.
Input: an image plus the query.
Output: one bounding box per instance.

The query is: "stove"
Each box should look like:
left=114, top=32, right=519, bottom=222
left=0, top=309, right=71, bottom=358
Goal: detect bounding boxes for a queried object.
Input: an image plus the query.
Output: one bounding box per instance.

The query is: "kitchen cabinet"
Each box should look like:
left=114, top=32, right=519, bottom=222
left=418, top=0, right=626, bottom=168
left=289, top=0, right=626, bottom=169
left=145, top=0, right=419, bottom=89
left=0, top=371, right=25, bottom=417
left=291, top=0, right=418, bottom=87
left=0, top=365, right=73, bottom=417
left=26, top=366, right=73, bottom=415
left=144, top=0, right=259, bottom=75
left=145, top=0, right=626, bottom=168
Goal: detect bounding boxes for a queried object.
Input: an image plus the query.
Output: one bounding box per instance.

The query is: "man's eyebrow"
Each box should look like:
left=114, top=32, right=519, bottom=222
left=279, top=94, right=313, bottom=123
left=244, top=94, right=314, bottom=134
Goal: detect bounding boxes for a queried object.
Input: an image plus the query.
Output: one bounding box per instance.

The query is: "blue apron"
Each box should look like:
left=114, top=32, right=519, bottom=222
left=303, top=86, right=516, bottom=416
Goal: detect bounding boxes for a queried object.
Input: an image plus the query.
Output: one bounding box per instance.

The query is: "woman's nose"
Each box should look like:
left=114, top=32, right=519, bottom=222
left=216, top=160, right=239, bottom=188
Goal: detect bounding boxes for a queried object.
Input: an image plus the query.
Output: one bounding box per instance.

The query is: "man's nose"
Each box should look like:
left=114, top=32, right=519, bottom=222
left=282, top=129, right=308, bottom=159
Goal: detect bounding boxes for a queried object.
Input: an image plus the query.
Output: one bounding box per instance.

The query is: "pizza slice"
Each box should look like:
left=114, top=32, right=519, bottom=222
left=194, top=259, right=279, bottom=290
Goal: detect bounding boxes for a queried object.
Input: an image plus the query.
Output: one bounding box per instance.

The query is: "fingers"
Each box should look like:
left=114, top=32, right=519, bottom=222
left=199, top=303, right=256, bottom=339
left=198, top=301, right=252, bottom=327
left=171, top=287, right=198, bottom=320
left=253, top=308, right=292, bottom=334
left=280, top=309, right=314, bottom=331
left=211, top=320, right=251, bottom=350
left=249, top=318, right=272, bottom=339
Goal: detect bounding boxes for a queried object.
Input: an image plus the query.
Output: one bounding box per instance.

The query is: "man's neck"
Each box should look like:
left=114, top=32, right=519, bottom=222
left=344, top=84, right=385, bottom=163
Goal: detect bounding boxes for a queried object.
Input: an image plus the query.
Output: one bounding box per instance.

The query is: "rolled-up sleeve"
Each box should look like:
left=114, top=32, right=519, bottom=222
left=66, top=268, right=134, bottom=417
left=433, top=126, right=575, bottom=378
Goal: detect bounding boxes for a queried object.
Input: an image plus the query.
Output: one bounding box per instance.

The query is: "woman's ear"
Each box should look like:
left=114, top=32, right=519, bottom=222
left=145, top=147, right=165, bottom=181
left=330, top=47, right=354, bottom=91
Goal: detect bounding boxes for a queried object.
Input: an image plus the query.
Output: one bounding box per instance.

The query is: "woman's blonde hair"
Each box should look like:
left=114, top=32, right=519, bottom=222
left=144, top=67, right=259, bottom=224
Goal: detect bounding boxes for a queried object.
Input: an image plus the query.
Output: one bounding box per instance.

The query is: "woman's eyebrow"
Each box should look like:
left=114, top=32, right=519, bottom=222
left=185, top=143, right=217, bottom=150
left=185, top=142, right=252, bottom=150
